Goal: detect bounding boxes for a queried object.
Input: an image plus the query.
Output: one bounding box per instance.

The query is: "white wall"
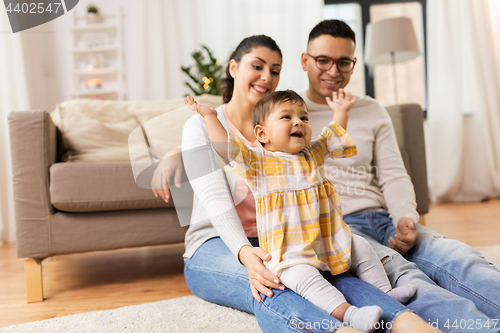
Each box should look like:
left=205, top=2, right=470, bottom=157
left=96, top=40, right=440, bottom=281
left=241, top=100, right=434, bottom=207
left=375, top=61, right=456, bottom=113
left=22, top=0, right=322, bottom=113
left=1, top=8, right=29, bottom=243
left=20, top=10, right=72, bottom=112
left=1, top=0, right=321, bottom=243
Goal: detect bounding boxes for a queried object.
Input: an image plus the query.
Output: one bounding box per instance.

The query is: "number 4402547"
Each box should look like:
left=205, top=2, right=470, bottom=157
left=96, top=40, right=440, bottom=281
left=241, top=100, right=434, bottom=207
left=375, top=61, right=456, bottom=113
left=5, top=2, right=62, bottom=14
left=443, top=319, right=499, bottom=330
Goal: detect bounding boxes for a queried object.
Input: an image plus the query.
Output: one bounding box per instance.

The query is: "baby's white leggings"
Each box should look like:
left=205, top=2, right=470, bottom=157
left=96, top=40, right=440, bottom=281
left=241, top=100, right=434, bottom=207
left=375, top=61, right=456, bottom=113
left=279, top=234, right=392, bottom=313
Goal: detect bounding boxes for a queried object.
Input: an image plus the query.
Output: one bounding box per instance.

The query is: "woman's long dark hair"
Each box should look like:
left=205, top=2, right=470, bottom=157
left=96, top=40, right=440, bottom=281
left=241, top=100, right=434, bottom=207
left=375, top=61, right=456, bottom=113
left=221, top=35, right=282, bottom=104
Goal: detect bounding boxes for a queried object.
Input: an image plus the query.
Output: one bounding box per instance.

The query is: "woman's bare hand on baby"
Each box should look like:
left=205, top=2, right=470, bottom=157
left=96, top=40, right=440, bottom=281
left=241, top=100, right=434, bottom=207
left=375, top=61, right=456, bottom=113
left=326, top=88, right=358, bottom=113
left=238, top=245, right=286, bottom=303
left=183, top=96, right=217, bottom=118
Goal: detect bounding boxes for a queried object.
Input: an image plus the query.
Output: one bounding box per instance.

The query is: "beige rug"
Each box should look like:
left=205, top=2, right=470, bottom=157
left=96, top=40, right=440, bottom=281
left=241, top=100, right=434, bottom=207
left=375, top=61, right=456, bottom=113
left=1, top=245, right=499, bottom=333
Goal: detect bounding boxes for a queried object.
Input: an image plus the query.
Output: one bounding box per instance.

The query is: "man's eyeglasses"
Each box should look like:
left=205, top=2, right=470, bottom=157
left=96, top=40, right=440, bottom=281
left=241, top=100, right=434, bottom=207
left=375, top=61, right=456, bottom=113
left=306, top=53, right=356, bottom=73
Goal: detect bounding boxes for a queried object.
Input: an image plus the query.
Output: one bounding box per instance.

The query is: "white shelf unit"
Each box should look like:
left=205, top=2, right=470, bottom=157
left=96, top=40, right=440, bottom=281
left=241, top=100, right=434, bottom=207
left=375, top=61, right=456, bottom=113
left=72, top=23, right=119, bottom=31
left=72, top=47, right=118, bottom=54
left=71, top=7, right=125, bottom=100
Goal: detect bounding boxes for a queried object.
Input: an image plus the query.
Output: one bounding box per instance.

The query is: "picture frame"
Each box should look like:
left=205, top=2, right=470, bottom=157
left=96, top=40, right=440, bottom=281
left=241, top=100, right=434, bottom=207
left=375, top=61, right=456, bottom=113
left=82, top=33, right=110, bottom=49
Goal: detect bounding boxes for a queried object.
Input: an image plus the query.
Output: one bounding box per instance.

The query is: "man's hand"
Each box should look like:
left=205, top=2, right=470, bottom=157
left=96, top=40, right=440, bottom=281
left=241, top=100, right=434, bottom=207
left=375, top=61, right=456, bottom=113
left=388, top=217, right=418, bottom=255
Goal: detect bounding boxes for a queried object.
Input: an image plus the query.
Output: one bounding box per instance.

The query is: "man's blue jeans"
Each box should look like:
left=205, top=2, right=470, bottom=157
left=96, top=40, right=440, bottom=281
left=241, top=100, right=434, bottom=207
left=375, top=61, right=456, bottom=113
left=344, top=210, right=500, bottom=333
left=184, top=237, right=409, bottom=333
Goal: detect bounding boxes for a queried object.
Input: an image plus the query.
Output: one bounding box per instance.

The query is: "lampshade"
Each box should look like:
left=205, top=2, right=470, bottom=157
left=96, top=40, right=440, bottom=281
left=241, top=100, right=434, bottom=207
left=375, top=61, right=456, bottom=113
left=364, top=17, right=420, bottom=65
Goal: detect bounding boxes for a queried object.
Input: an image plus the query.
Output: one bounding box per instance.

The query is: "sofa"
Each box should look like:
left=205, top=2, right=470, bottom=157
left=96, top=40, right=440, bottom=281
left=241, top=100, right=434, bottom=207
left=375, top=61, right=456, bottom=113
left=8, top=98, right=428, bottom=303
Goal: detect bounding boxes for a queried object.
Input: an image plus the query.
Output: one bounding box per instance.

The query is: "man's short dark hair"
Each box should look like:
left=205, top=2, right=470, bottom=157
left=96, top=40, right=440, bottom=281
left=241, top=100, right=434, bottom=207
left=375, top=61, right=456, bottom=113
left=308, top=19, right=356, bottom=45
left=253, top=90, right=305, bottom=127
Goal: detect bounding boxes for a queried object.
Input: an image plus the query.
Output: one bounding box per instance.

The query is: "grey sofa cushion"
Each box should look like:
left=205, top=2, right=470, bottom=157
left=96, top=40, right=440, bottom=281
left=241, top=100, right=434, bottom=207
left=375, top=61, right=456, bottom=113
left=386, top=104, right=429, bottom=214
left=50, top=162, right=186, bottom=212
left=49, top=209, right=188, bottom=257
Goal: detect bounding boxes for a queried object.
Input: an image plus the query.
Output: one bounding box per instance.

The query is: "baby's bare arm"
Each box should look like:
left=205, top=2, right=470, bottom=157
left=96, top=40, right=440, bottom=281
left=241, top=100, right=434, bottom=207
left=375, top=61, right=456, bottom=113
left=183, top=96, right=230, bottom=161
left=325, top=88, right=358, bottom=130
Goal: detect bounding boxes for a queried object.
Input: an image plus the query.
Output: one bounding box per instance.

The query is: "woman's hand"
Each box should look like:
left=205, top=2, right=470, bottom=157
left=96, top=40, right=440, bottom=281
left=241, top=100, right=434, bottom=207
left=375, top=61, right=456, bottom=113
left=238, top=245, right=286, bottom=302
left=151, top=148, right=183, bottom=202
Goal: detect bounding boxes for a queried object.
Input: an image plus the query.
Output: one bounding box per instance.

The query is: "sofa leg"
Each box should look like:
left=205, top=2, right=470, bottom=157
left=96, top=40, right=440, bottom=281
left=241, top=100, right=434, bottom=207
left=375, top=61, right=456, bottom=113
left=24, top=258, right=44, bottom=303
left=419, top=214, right=426, bottom=226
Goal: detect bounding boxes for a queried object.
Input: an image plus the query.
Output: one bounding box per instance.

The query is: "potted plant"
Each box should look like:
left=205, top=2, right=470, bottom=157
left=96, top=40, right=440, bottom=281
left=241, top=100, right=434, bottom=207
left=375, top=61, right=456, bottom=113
left=86, top=4, right=102, bottom=24
left=181, top=45, right=223, bottom=96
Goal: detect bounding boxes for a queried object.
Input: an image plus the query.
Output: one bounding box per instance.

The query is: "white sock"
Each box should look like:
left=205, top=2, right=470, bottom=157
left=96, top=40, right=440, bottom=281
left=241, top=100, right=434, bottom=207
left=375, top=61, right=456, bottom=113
left=387, top=284, right=417, bottom=304
left=344, top=305, right=382, bottom=333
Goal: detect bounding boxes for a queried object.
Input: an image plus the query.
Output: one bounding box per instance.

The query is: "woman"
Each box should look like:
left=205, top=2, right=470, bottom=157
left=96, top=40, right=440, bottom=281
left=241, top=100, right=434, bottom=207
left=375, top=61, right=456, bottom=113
left=153, top=35, right=441, bottom=333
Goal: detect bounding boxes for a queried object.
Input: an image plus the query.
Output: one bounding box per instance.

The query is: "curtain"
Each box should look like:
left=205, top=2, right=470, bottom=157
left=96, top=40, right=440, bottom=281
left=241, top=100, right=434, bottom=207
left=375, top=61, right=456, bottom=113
left=425, top=0, right=500, bottom=202
left=0, top=0, right=323, bottom=243
left=0, top=11, right=29, bottom=243
left=11, top=0, right=323, bottom=112
left=126, top=0, right=323, bottom=100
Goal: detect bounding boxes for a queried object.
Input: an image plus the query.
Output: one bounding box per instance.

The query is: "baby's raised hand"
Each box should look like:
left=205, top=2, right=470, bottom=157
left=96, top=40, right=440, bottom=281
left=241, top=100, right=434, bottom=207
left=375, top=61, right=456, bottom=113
left=183, top=96, right=217, bottom=118
left=325, top=88, right=358, bottom=113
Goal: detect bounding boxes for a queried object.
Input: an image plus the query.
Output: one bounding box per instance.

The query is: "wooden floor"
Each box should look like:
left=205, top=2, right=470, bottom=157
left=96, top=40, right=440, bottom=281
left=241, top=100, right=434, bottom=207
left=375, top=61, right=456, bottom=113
left=1, top=199, right=499, bottom=328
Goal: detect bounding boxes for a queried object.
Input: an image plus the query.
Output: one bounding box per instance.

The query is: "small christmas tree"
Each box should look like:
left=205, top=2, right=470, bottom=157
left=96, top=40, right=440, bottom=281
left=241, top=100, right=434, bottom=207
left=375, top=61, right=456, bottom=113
left=181, top=45, right=223, bottom=96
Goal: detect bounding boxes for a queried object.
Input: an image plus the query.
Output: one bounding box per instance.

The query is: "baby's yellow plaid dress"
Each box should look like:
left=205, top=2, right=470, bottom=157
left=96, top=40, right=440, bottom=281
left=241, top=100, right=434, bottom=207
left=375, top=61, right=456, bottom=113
left=224, top=122, right=357, bottom=276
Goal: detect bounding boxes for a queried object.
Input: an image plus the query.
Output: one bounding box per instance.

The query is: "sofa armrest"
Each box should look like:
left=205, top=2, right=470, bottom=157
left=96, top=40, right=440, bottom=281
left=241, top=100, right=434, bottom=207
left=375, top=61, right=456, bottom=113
left=8, top=110, right=57, bottom=259
left=386, top=104, right=429, bottom=215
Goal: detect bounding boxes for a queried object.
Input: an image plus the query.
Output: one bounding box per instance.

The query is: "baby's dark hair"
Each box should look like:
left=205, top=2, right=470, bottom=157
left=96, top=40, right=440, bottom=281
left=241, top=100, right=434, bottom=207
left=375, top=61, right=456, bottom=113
left=253, top=90, right=306, bottom=127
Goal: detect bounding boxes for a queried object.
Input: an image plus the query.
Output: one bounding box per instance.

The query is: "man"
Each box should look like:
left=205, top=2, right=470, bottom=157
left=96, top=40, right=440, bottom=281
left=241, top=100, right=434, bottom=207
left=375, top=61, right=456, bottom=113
left=300, top=19, right=500, bottom=331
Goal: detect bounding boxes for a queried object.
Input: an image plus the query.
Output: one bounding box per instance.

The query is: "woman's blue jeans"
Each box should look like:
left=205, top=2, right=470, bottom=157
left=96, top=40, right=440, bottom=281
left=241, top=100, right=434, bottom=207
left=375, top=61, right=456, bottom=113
left=184, top=237, right=410, bottom=333
left=344, top=210, right=500, bottom=333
